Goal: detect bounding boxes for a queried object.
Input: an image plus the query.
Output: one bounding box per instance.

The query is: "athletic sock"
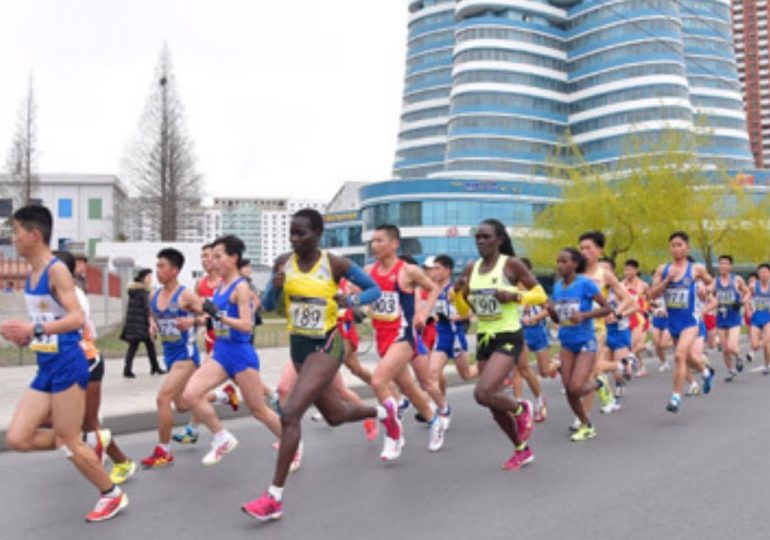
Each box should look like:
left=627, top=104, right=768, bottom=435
left=268, top=485, right=284, bottom=501
left=84, top=431, right=97, bottom=447
left=515, top=442, right=528, bottom=451
left=160, top=443, right=171, bottom=453
left=672, top=393, right=682, bottom=402
left=702, top=368, right=711, bottom=377
left=101, top=484, right=121, bottom=497
left=536, top=396, right=544, bottom=408
left=439, top=405, right=450, bottom=415
left=375, top=406, right=388, bottom=421
left=213, top=430, right=230, bottom=444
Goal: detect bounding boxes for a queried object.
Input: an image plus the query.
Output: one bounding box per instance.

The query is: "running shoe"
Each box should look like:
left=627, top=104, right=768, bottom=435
left=600, top=399, right=617, bottom=414
left=172, top=426, right=199, bottom=445
left=634, top=367, right=647, bottom=378
left=380, top=400, right=404, bottom=461
left=736, top=356, right=744, bottom=373
left=686, top=382, right=701, bottom=396
left=440, top=404, right=453, bottom=431
left=501, top=445, right=534, bottom=471
left=141, top=445, right=174, bottom=468
left=570, top=424, right=596, bottom=442
left=611, top=400, right=622, bottom=412
left=596, top=374, right=614, bottom=410
left=702, top=367, right=715, bottom=394
left=724, top=371, right=736, bottom=383
left=513, top=400, right=534, bottom=442
left=397, top=398, right=411, bottom=420
left=428, top=415, right=447, bottom=452
left=109, top=460, right=137, bottom=485
left=311, top=411, right=324, bottom=422
left=364, top=418, right=378, bottom=441
left=658, top=362, right=671, bottom=373
left=289, top=441, right=303, bottom=473
left=93, top=429, right=112, bottom=465
left=380, top=434, right=405, bottom=462
left=202, top=433, right=239, bottom=466
left=222, top=383, right=240, bottom=412
left=747, top=352, right=754, bottom=364
left=242, top=492, right=282, bottom=522
left=763, top=366, right=770, bottom=376
left=568, top=417, right=581, bottom=432
left=666, top=394, right=682, bottom=413
left=268, top=391, right=282, bottom=416
left=85, top=491, right=128, bottom=523
left=534, top=399, right=547, bottom=423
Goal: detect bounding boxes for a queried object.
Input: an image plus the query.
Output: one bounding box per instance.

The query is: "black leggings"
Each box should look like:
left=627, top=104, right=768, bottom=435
left=123, top=339, right=161, bottom=374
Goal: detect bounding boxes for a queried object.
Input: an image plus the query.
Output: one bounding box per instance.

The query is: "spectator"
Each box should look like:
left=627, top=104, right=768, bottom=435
left=120, top=268, right=164, bottom=378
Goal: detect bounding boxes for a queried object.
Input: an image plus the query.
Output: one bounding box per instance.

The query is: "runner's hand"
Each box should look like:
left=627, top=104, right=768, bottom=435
left=176, top=317, right=195, bottom=331
left=202, top=299, right=220, bottom=320
left=273, top=270, right=286, bottom=289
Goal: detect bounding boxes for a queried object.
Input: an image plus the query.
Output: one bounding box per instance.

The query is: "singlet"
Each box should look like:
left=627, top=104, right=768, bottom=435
left=662, top=262, right=696, bottom=324
left=369, top=260, right=414, bottom=335
left=753, top=281, right=770, bottom=313
left=606, top=289, right=630, bottom=332
left=283, top=251, right=338, bottom=337
left=24, top=257, right=80, bottom=358
left=151, top=286, right=196, bottom=350
left=551, top=275, right=600, bottom=343
left=434, top=283, right=456, bottom=330
left=715, top=275, right=740, bottom=315
left=196, top=276, right=219, bottom=299
left=585, top=265, right=610, bottom=331
left=468, top=255, right=521, bottom=335
left=211, top=277, right=252, bottom=343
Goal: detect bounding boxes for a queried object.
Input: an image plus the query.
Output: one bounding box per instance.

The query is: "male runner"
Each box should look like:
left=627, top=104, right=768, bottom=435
left=712, top=255, right=750, bottom=382
left=622, top=259, right=650, bottom=377
left=2, top=205, right=128, bottom=521
left=747, top=263, right=770, bottom=375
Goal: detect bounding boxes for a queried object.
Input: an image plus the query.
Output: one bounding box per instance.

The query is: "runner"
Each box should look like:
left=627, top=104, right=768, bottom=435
left=461, top=219, right=545, bottom=469
left=622, top=259, right=650, bottom=377
left=1, top=205, right=128, bottom=521
left=649, top=295, right=672, bottom=372
left=336, top=278, right=374, bottom=386
left=366, top=224, right=445, bottom=459
left=546, top=248, right=612, bottom=442
left=747, top=263, right=770, bottom=375
left=241, top=208, right=382, bottom=521
left=713, top=255, right=750, bottom=382
left=182, top=235, right=281, bottom=465
left=649, top=231, right=716, bottom=413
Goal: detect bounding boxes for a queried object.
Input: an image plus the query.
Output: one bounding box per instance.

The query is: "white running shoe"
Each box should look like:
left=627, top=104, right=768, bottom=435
left=380, top=435, right=405, bottom=461
left=658, top=362, right=671, bottom=373
left=428, top=415, right=447, bottom=452
left=600, top=399, right=616, bottom=414
left=685, top=382, right=701, bottom=396
left=202, top=433, right=239, bottom=466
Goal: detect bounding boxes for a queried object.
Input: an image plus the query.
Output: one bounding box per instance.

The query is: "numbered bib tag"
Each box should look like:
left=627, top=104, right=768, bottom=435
left=158, top=317, right=181, bottom=342
left=29, top=313, right=58, bottom=353
left=664, top=286, right=689, bottom=310
left=289, top=296, right=326, bottom=336
left=617, top=316, right=630, bottom=331
left=554, top=299, right=580, bottom=326
left=716, top=290, right=736, bottom=306
left=435, top=298, right=451, bottom=319
left=213, top=312, right=229, bottom=337
left=755, top=297, right=770, bottom=312
left=470, top=289, right=502, bottom=321
left=371, top=291, right=400, bottom=321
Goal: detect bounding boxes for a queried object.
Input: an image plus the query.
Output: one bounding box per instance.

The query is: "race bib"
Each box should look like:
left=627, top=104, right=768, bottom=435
left=371, top=291, right=400, bottom=321
left=158, top=317, right=181, bottom=342
left=755, top=297, right=770, bottom=311
left=29, top=313, right=58, bottom=353
left=716, top=290, right=736, bottom=306
left=435, top=298, right=451, bottom=318
left=554, top=299, right=580, bottom=326
left=213, top=312, right=229, bottom=337
left=289, top=296, right=326, bottom=336
left=470, top=289, right=502, bottom=321
left=664, top=287, right=689, bottom=310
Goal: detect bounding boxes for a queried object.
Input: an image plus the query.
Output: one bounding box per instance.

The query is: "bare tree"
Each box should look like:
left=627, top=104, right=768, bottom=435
left=4, top=74, right=38, bottom=206
left=125, top=44, right=202, bottom=241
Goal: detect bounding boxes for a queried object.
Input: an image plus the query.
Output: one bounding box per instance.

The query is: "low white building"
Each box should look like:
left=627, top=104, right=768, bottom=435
left=95, top=241, right=204, bottom=287
left=0, top=173, right=128, bottom=255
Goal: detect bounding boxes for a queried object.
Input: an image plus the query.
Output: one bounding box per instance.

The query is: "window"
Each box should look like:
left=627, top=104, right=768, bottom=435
left=88, top=198, right=102, bottom=220
left=88, top=238, right=101, bottom=257
left=58, top=198, right=73, bottom=219
left=0, top=198, right=12, bottom=218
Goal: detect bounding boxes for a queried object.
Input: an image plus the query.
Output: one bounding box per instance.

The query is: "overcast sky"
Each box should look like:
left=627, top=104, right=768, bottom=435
left=0, top=0, right=407, bottom=202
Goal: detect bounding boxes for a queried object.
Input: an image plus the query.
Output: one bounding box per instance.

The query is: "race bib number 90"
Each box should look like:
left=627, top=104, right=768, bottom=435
left=290, top=296, right=326, bottom=336
left=664, top=287, right=689, bottom=310
left=29, top=313, right=58, bottom=353
left=371, top=292, right=400, bottom=321
left=470, top=289, right=502, bottom=321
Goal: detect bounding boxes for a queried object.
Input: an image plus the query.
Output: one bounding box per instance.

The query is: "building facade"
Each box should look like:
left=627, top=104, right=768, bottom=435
left=0, top=173, right=128, bottom=255
left=732, top=0, right=770, bottom=168
left=321, top=182, right=367, bottom=266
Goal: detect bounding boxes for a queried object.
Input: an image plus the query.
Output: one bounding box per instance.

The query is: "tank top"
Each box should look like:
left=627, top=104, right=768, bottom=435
left=606, top=290, right=629, bottom=331
left=369, top=260, right=414, bottom=335
left=24, top=257, right=80, bottom=357
left=197, top=276, right=219, bottom=299
left=754, top=281, right=770, bottom=313
left=715, top=275, right=740, bottom=314
left=151, top=286, right=195, bottom=346
left=585, top=265, right=610, bottom=331
left=662, top=262, right=696, bottom=322
left=212, top=277, right=251, bottom=343
left=468, top=255, right=521, bottom=335
left=283, top=251, right=338, bottom=337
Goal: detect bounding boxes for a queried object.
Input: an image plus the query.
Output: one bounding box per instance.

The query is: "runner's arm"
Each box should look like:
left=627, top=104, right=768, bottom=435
left=648, top=264, right=670, bottom=298
left=260, top=254, right=290, bottom=312
left=221, top=282, right=256, bottom=333
left=406, top=264, right=439, bottom=328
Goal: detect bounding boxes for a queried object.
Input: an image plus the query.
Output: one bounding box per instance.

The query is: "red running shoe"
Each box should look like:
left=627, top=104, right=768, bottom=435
left=141, top=445, right=174, bottom=468
left=85, top=491, right=129, bottom=522
left=363, top=418, right=378, bottom=441
left=242, top=492, right=283, bottom=522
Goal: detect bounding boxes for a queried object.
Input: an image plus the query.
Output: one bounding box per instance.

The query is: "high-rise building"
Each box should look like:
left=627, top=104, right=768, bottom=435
left=362, top=0, right=758, bottom=266
left=732, top=0, right=770, bottom=168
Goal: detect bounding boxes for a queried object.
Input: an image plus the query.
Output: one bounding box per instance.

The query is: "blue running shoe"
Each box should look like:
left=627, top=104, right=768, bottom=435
left=397, top=398, right=411, bottom=420
left=702, top=367, right=715, bottom=394
left=172, top=426, right=199, bottom=445
left=666, top=394, right=681, bottom=413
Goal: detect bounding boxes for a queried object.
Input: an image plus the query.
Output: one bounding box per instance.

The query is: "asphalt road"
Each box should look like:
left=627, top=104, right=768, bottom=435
left=2, top=362, right=769, bottom=540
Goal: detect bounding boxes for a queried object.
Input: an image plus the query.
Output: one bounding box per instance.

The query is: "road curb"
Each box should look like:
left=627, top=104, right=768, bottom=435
left=0, top=371, right=471, bottom=452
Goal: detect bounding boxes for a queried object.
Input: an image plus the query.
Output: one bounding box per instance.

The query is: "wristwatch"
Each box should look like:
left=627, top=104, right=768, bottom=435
left=33, top=322, right=45, bottom=338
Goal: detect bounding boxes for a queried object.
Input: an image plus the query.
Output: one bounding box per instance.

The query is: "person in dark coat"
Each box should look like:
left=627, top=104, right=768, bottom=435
left=120, top=268, right=164, bottom=377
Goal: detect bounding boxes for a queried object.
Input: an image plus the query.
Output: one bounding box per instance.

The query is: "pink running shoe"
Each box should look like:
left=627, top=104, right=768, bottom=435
left=513, top=400, right=534, bottom=442
left=502, top=451, right=523, bottom=471
left=242, top=492, right=283, bottom=522
left=381, top=400, right=402, bottom=441
left=516, top=445, right=535, bottom=467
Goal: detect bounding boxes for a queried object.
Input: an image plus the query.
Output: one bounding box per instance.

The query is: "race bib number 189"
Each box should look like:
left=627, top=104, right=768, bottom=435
left=290, top=296, right=326, bottom=336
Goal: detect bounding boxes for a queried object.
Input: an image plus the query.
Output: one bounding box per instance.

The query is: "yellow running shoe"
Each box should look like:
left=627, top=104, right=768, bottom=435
left=596, top=374, right=614, bottom=409
left=570, top=424, right=597, bottom=442
left=109, top=460, right=137, bottom=485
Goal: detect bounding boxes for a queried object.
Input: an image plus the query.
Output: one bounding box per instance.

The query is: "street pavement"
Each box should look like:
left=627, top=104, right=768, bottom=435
left=1, top=358, right=769, bottom=540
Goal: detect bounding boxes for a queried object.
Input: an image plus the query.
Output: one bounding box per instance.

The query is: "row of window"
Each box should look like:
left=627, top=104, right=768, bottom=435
left=405, top=69, right=453, bottom=93
left=408, top=29, right=454, bottom=55
left=572, top=84, right=690, bottom=114
left=321, top=225, right=362, bottom=249
left=569, top=19, right=681, bottom=54
left=571, top=41, right=683, bottom=74
left=447, top=138, right=556, bottom=159
left=401, top=105, right=449, bottom=124
left=689, top=95, right=744, bottom=111
left=444, top=158, right=554, bottom=177
left=408, top=11, right=455, bottom=38
left=399, top=124, right=447, bottom=141
left=449, top=115, right=566, bottom=136
left=57, top=197, right=103, bottom=220
left=392, top=164, right=445, bottom=179
left=568, top=0, right=677, bottom=31
left=456, top=26, right=564, bottom=50
left=688, top=75, right=739, bottom=92
left=455, top=48, right=566, bottom=71
left=407, top=49, right=453, bottom=73
left=463, top=10, right=554, bottom=30
left=571, top=62, right=685, bottom=92
left=403, top=87, right=450, bottom=104
left=570, top=107, right=693, bottom=135
left=453, top=70, right=566, bottom=92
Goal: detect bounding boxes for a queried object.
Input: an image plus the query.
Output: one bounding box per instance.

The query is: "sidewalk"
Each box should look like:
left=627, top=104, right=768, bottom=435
left=0, top=347, right=470, bottom=450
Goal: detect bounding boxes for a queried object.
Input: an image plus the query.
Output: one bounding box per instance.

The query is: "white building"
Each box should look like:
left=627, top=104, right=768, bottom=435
left=95, top=241, right=204, bottom=286
left=0, top=173, right=128, bottom=255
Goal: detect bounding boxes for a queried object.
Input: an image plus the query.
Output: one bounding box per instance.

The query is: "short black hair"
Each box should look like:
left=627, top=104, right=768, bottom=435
left=201, top=243, right=213, bottom=251
left=520, top=257, right=532, bottom=270
left=579, top=230, right=605, bottom=249
left=759, top=263, right=770, bottom=273
left=434, top=254, right=454, bottom=271
left=293, top=208, right=324, bottom=235
left=134, top=268, right=152, bottom=283
left=53, top=251, right=76, bottom=276
left=13, top=205, right=53, bottom=245
left=562, top=247, right=587, bottom=274
left=376, top=224, right=401, bottom=241
left=719, top=254, right=734, bottom=264
left=213, top=235, right=245, bottom=265
left=241, top=258, right=251, bottom=267
left=749, top=272, right=759, bottom=280
left=400, top=255, right=418, bottom=265
left=669, top=231, right=689, bottom=243
left=624, top=259, right=640, bottom=269
left=157, top=248, right=185, bottom=270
